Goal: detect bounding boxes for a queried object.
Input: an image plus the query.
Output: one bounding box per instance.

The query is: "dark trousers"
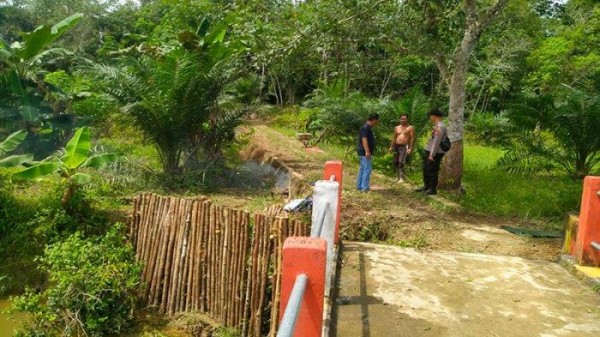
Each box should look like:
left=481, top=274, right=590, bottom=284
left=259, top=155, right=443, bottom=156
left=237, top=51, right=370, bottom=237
left=423, top=151, right=444, bottom=191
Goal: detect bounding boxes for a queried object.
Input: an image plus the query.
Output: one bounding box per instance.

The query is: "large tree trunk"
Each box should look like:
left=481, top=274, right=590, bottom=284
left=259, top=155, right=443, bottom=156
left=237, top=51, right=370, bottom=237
left=426, top=0, right=510, bottom=190
left=439, top=27, right=478, bottom=189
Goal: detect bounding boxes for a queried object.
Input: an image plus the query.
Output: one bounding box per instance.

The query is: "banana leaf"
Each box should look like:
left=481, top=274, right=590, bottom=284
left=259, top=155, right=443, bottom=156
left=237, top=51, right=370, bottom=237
left=62, top=127, right=91, bottom=170
left=0, top=154, right=33, bottom=168
left=13, top=161, right=60, bottom=180
left=83, top=153, right=118, bottom=169
left=0, top=130, right=27, bottom=153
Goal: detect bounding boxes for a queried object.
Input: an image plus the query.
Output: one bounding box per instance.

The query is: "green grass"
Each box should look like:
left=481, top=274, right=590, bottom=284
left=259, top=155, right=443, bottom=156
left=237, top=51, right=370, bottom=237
left=457, top=143, right=582, bottom=227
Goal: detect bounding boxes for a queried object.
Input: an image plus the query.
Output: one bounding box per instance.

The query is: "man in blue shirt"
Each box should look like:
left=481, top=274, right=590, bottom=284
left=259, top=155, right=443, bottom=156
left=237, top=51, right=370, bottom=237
left=357, top=113, right=379, bottom=192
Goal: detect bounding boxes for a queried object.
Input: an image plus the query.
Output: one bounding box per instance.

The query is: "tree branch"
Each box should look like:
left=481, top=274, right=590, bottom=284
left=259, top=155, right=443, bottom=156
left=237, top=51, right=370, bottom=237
left=476, top=0, right=511, bottom=36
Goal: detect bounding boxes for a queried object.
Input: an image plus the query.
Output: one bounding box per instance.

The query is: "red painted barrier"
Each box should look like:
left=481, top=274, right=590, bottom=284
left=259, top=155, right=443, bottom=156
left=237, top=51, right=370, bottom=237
left=574, top=176, right=600, bottom=266
left=323, top=161, right=343, bottom=244
left=279, top=237, right=327, bottom=337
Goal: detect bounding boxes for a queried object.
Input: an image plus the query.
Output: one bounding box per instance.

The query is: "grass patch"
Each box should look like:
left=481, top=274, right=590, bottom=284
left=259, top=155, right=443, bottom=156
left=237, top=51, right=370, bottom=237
left=390, top=232, right=429, bottom=249
left=458, top=143, right=581, bottom=227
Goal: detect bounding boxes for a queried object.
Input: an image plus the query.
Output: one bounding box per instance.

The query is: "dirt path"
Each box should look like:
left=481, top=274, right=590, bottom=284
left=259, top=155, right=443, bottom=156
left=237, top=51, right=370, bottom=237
left=248, top=124, right=562, bottom=260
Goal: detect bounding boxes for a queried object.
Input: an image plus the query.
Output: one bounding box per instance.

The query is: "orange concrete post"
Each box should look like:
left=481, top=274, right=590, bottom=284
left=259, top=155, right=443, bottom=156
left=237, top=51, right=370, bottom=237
left=574, top=176, right=600, bottom=266
left=323, top=161, right=343, bottom=244
left=279, top=237, right=327, bottom=337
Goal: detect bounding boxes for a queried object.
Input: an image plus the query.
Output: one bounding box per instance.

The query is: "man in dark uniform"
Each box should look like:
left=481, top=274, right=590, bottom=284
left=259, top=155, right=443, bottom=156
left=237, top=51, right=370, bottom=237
left=416, top=109, right=447, bottom=195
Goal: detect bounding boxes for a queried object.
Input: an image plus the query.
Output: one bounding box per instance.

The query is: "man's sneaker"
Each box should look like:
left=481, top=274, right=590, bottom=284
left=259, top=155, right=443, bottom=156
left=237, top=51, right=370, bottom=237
left=415, top=186, right=427, bottom=192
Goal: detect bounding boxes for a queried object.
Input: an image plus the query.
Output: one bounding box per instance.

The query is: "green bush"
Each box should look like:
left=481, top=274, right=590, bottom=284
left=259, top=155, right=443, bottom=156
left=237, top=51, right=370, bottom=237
left=464, top=111, right=512, bottom=145
left=10, top=224, right=142, bottom=337
left=272, top=106, right=318, bottom=134
left=304, top=81, right=392, bottom=152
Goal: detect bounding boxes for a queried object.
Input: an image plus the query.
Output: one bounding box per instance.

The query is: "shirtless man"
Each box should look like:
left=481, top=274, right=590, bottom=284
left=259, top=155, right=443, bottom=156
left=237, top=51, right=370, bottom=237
left=388, top=114, right=415, bottom=182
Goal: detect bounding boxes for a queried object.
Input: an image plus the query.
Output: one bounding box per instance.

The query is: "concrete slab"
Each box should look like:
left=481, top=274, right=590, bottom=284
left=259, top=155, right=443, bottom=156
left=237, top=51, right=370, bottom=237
left=332, top=242, right=600, bottom=337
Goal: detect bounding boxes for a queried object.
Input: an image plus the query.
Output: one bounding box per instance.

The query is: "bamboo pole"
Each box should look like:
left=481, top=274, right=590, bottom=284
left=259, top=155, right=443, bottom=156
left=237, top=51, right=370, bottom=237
left=130, top=196, right=139, bottom=245
left=136, top=193, right=148, bottom=258
left=199, top=201, right=208, bottom=312
left=230, top=209, right=238, bottom=327
left=251, top=214, right=265, bottom=336
left=200, top=201, right=210, bottom=312
left=191, top=200, right=203, bottom=311
left=221, top=208, right=231, bottom=325
left=143, top=195, right=165, bottom=289
left=216, top=205, right=224, bottom=322
left=160, top=197, right=180, bottom=314
left=168, top=198, right=186, bottom=315
left=149, top=196, right=171, bottom=305
left=136, top=193, right=151, bottom=260
left=173, top=197, right=186, bottom=313
left=186, top=200, right=199, bottom=311
left=269, top=217, right=286, bottom=335
left=239, top=210, right=250, bottom=329
left=206, top=205, right=216, bottom=316
left=232, top=209, right=244, bottom=327
left=179, top=199, right=193, bottom=312
left=246, top=214, right=259, bottom=336
left=151, top=198, right=174, bottom=306
left=255, top=216, right=271, bottom=336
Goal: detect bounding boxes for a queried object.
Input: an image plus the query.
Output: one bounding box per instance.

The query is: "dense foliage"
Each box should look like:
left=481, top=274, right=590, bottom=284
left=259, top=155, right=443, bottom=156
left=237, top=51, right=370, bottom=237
left=10, top=224, right=141, bottom=337
left=1, top=0, right=600, bottom=335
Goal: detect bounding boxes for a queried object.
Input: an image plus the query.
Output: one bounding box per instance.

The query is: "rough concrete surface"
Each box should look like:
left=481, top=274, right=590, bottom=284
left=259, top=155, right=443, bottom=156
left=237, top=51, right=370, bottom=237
left=333, top=242, right=600, bottom=337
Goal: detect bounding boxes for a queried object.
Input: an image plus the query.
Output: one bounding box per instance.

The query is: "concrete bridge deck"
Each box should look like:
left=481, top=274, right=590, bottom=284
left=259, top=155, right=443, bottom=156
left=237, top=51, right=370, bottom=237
left=332, top=242, right=600, bottom=337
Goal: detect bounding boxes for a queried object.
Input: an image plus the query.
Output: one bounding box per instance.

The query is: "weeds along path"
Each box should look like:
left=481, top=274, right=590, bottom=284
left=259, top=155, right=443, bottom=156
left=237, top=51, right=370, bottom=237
left=248, top=124, right=561, bottom=261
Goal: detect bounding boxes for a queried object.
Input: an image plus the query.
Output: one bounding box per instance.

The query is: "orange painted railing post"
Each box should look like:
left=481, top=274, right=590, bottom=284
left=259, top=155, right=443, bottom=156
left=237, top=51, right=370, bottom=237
left=574, top=176, right=600, bottom=266
left=279, top=237, right=327, bottom=337
left=323, top=161, right=343, bottom=244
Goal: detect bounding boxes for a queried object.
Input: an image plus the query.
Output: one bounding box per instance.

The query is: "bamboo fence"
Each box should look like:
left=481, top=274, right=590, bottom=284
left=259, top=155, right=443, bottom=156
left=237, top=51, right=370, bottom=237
left=130, top=193, right=309, bottom=336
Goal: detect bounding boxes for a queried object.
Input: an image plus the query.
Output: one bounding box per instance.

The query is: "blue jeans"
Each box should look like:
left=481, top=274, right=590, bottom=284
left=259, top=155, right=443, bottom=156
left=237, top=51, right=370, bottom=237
left=357, top=156, right=373, bottom=191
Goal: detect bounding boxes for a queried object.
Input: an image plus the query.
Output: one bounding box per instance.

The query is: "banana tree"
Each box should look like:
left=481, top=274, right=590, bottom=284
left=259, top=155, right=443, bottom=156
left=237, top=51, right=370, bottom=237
left=0, top=130, right=32, bottom=167
left=0, top=13, right=83, bottom=125
left=13, top=127, right=117, bottom=207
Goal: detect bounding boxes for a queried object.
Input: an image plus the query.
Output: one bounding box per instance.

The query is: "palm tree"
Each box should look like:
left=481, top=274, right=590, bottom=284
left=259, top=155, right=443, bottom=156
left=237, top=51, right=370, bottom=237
left=499, top=87, right=600, bottom=178
left=93, top=18, right=247, bottom=175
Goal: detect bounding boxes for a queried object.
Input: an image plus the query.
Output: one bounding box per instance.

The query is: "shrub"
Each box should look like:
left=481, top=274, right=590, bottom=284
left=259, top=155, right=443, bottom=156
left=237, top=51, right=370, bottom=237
left=465, top=111, right=512, bottom=145
left=304, top=81, right=391, bottom=152
left=10, top=224, right=142, bottom=337
left=272, top=106, right=319, bottom=134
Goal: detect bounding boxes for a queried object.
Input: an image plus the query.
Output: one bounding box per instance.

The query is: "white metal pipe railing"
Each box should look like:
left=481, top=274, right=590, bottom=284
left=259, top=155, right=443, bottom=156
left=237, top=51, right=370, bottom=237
left=277, top=274, right=308, bottom=337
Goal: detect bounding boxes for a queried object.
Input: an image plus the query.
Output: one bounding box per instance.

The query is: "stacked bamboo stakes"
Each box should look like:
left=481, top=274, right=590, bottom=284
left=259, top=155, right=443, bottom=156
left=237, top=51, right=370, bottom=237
left=130, top=193, right=309, bottom=336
